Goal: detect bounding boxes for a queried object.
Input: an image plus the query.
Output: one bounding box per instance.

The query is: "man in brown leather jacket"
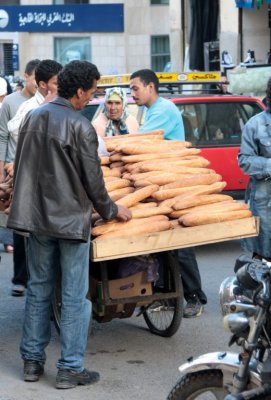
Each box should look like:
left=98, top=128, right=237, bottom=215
left=7, top=61, right=131, bottom=389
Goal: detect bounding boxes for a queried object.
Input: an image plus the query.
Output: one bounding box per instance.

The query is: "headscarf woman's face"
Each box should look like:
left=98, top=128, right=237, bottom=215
left=105, top=98, right=123, bottom=120
left=104, top=87, right=127, bottom=121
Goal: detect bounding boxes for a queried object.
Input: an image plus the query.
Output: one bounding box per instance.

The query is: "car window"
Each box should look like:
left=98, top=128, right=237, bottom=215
left=175, top=102, right=263, bottom=147
left=80, top=104, right=99, bottom=121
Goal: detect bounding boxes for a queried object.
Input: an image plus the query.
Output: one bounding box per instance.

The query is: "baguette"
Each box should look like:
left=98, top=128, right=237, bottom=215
left=103, top=129, right=165, bottom=139
left=131, top=205, right=172, bottom=218
left=134, top=174, right=189, bottom=188
left=102, top=167, right=121, bottom=178
left=100, top=156, right=110, bottom=165
left=116, top=184, right=159, bottom=208
left=121, top=152, right=207, bottom=164
left=160, top=173, right=222, bottom=190
left=120, top=144, right=200, bottom=155
left=179, top=209, right=252, bottom=227
left=105, top=179, right=131, bottom=192
left=92, top=215, right=169, bottom=236
left=109, top=187, right=135, bottom=202
left=173, top=194, right=234, bottom=210
left=130, top=202, right=158, bottom=209
left=152, top=181, right=226, bottom=201
left=95, top=219, right=172, bottom=240
left=139, top=164, right=216, bottom=174
left=110, top=161, right=124, bottom=169
left=169, top=200, right=243, bottom=218
left=158, top=182, right=227, bottom=207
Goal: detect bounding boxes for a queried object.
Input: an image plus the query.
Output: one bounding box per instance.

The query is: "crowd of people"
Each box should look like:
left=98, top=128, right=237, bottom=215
left=1, top=58, right=268, bottom=390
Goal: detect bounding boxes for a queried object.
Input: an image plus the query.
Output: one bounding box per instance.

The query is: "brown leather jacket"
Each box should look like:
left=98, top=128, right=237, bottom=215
left=7, top=97, right=117, bottom=241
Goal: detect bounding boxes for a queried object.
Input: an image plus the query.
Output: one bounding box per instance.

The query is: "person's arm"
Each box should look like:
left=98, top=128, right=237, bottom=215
left=7, top=101, right=30, bottom=142
left=0, top=101, right=12, bottom=182
left=238, top=114, right=271, bottom=180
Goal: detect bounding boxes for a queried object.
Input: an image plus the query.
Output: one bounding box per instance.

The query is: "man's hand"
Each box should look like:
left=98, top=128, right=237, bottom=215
left=115, top=204, right=132, bottom=222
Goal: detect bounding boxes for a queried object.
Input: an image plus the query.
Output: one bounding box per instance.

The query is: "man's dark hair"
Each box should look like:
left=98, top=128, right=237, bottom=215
left=57, top=61, right=100, bottom=99
left=265, top=76, right=271, bottom=112
left=35, top=59, right=62, bottom=85
left=24, top=59, right=41, bottom=75
left=130, top=69, right=159, bottom=93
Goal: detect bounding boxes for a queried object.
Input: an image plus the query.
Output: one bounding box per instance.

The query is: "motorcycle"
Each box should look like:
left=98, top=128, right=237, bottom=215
left=167, top=254, right=271, bottom=400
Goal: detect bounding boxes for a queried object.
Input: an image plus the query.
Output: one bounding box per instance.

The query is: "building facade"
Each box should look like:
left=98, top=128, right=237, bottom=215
left=0, top=0, right=270, bottom=77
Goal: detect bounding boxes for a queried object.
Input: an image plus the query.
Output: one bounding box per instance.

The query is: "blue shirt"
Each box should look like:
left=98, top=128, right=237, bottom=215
left=139, top=97, right=184, bottom=140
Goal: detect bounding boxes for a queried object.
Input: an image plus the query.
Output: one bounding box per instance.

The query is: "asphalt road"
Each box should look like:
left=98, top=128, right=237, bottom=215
left=0, top=239, right=243, bottom=400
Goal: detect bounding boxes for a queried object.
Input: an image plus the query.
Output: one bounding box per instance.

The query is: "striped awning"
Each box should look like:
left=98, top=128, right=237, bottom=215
left=235, top=0, right=271, bottom=7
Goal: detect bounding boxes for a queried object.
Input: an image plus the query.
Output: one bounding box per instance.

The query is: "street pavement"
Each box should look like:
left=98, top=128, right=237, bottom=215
left=0, top=239, right=242, bottom=400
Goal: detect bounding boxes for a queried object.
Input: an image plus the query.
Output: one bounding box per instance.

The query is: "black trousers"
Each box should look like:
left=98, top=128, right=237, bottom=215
left=174, top=247, right=207, bottom=304
left=11, top=232, right=28, bottom=286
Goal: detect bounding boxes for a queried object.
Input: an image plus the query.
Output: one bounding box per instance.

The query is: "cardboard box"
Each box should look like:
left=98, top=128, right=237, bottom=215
left=90, top=271, right=152, bottom=301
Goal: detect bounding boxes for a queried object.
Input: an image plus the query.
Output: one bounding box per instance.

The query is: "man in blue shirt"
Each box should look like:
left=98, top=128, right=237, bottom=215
left=130, top=69, right=207, bottom=318
left=130, top=69, right=184, bottom=140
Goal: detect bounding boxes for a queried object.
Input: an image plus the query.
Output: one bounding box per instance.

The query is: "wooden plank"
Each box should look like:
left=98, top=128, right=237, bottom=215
left=91, top=217, right=259, bottom=262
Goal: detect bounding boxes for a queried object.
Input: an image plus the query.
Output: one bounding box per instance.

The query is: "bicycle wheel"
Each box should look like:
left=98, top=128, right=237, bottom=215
left=143, top=251, right=183, bottom=337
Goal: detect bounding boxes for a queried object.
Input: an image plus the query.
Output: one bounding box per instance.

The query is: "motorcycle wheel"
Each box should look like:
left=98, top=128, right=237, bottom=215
left=143, top=251, right=183, bottom=337
left=167, top=370, right=227, bottom=400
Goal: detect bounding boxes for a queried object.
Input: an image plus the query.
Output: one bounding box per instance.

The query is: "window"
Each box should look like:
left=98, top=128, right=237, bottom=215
left=151, top=35, right=170, bottom=72
left=174, top=102, right=263, bottom=146
left=54, top=37, right=90, bottom=66
left=0, top=43, right=13, bottom=75
left=150, top=0, right=169, bottom=4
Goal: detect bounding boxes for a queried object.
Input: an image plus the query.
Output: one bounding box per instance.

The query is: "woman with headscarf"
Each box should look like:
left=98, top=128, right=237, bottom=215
left=92, top=87, right=139, bottom=137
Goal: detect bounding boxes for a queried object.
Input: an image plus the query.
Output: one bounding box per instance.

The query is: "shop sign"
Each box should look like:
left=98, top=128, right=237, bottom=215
left=0, top=4, right=124, bottom=32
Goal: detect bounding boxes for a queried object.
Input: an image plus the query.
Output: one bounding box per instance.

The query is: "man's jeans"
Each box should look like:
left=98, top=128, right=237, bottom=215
left=20, top=233, right=91, bottom=371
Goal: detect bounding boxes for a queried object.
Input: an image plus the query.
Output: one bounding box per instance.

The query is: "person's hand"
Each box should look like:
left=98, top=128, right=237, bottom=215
left=115, top=204, right=132, bottom=222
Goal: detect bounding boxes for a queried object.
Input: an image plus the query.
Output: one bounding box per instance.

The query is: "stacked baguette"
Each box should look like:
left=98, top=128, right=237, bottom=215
left=93, top=131, right=251, bottom=240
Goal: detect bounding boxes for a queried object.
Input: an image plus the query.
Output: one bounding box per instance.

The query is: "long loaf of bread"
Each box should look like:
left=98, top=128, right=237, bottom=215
left=94, top=219, right=173, bottom=240
left=160, top=173, right=222, bottom=190
left=92, top=215, right=169, bottom=236
left=179, top=209, right=252, bottom=227
left=170, top=201, right=247, bottom=218
left=158, top=182, right=227, bottom=207
left=120, top=144, right=200, bottom=155
left=173, top=194, right=234, bottom=210
left=152, top=181, right=226, bottom=202
left=116, top=184, right=159, bottom=207
left=109, top=187, right=135, bottom=202
left=105, top=179, right=131, bottom=192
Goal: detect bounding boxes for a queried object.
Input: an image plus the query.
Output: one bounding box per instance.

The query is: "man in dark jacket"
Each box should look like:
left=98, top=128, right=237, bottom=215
left=7, top=61, right=131, bottom=389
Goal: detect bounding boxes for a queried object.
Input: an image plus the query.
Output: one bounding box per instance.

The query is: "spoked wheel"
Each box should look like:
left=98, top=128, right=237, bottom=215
left=167, top=370, right=228, bottom=400
left=143, top=251, right=183, bottom=337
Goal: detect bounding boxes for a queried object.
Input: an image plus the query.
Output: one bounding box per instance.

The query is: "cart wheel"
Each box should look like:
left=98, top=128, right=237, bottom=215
left=52, top=272, right=61, bottom=334
left=143, top=251, right=183, bottom=337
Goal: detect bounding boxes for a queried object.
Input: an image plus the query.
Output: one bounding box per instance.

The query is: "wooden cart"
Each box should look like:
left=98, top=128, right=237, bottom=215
left=52, top=217, right=259, bottom=337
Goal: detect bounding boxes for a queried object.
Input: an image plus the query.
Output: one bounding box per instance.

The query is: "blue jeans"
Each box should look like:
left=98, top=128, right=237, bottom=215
left=20, top=233, right=91, bottom=371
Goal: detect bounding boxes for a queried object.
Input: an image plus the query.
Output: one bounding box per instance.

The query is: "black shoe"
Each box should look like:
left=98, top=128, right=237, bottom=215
left=56, top=368, right=100, bottom=389
left=24, top=360, right=44, bottom=382
left=183, top=294, right=203, bottom=318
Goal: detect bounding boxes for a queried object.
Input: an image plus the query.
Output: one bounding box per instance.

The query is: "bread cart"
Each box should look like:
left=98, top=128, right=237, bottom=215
left=52, top=217, right=259, bottom=338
